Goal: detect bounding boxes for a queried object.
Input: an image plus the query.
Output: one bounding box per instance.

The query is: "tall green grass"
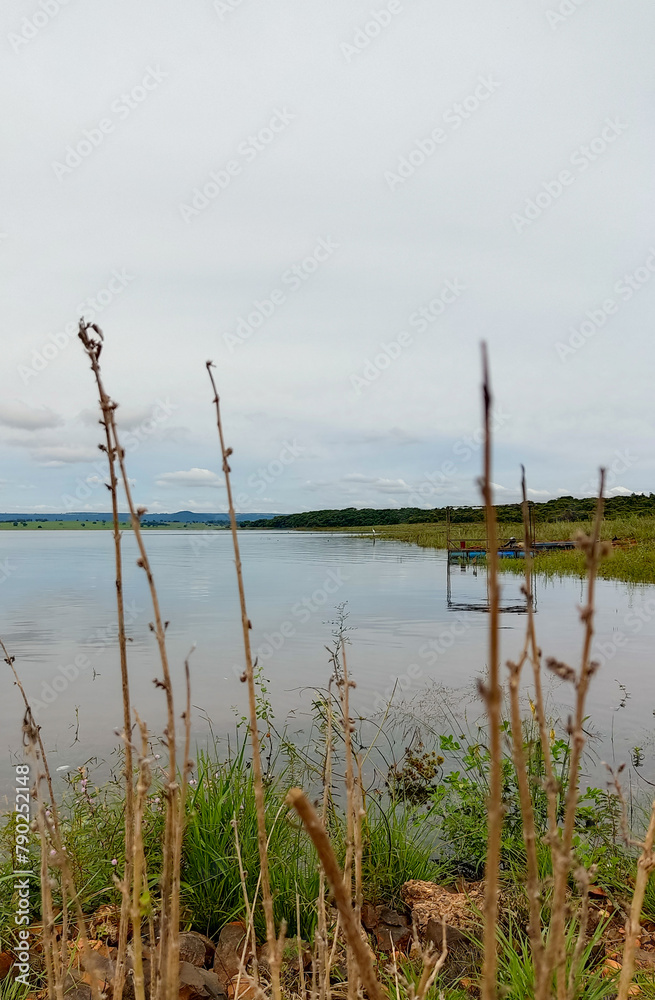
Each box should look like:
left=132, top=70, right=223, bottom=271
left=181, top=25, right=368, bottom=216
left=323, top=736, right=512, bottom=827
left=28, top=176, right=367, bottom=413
left=180, top=748, right=448, bottom=938
left=181, top=749, right=321, bottom=940
left=491, top=920, right=617, bottom=1000
left=0, top=739, right=447, bottom=947
left=498, top=545, right=655, bottom=586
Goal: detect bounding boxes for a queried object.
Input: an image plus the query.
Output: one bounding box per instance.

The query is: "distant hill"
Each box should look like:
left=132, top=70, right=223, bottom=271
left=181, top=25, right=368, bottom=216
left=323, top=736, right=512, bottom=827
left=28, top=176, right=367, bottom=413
left=241, top=494, right=655, bottom=530
left=0, top=511, right=278, bottom=523
left=142, top=511, right=278, bottom=524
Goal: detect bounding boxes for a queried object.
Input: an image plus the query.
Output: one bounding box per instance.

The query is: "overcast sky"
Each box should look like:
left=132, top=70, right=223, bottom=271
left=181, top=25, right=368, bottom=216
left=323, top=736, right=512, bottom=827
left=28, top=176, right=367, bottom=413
left=2, top=0, right=654, bottom=514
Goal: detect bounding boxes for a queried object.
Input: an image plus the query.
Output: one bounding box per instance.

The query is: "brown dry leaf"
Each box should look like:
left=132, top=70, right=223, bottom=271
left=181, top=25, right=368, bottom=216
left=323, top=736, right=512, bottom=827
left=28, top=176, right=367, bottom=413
left=227, top=982, right=257, bottom=1000
left=0, top=953, right=14, bottom=980
left=89, top=940, right=108, bottom=954
left=25, top=926, right=44, bottom=954
left=79, top=969, right=112, bottom=992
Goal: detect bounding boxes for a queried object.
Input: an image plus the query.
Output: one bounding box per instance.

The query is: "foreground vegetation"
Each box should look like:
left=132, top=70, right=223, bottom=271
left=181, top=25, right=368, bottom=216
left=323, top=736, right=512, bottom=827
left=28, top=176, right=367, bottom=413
left=3, top=709, right=653, bottom=989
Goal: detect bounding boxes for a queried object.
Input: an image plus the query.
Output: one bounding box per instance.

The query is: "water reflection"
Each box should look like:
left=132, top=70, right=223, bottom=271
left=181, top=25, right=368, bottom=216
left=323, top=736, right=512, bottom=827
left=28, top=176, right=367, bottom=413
left=0, top=530, right=654, bottom=797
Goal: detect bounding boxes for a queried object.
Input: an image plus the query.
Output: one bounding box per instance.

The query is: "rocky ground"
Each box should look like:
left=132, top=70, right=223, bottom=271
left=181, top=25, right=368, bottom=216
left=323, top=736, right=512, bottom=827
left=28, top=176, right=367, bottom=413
left=3, top=879, right=655, bottom=998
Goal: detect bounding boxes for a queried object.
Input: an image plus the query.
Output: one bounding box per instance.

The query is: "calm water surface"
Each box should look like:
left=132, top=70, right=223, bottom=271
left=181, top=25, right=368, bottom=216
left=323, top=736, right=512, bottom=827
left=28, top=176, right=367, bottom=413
left=1, top=530, right=654, bottom=799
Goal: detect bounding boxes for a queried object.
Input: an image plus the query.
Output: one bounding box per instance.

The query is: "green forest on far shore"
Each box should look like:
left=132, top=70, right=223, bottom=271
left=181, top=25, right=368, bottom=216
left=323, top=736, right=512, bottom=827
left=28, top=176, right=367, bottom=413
left=242, top=493, right=655, bottom=530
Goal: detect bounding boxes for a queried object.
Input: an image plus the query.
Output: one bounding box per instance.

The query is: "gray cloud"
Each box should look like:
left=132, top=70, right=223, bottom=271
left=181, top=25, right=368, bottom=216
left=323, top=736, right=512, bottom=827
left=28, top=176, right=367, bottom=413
left=0, top=401, right=64, bottom=431
left=1, top=1, right=653, bottom=511
left=155, top=468, right=224, bottom=489
left=342, top=474, right=414, bottom=494
left=31, top=446, right=101, bottom=467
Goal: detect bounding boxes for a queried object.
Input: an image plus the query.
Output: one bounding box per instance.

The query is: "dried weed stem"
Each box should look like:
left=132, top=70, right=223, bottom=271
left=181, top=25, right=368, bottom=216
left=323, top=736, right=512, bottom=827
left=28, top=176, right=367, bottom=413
left=79, top=322, right=181, bottom=1000
left=286, top=789, right=386, bottom=1000
left=206, top=361, right=282, bottom=1000
left=479, top=344, right=502, bottom=1000
left=546, top=471, right=605, bottom=1000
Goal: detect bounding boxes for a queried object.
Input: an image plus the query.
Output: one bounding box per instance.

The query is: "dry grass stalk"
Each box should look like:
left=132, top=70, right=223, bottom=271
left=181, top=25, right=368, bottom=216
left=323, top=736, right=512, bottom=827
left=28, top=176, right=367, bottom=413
left=168, top=652, right=194, bottom=993
left=339, top=640, right=360, bottom=1000
left=2, top=637, right=70, bottom=978
left=232, top=805, right=287, bottom=998
left=354, top=752, right=364, bottom=925
left=519, top=471, right=559, bottom=845
left=411, top=918, right=448, bottom=1000
left=32, top=745, right=61, bottom=1000
left=566, top=865, right=595, bottom=1000
left=206, top=360, right=282, bottom=1000
left=479, top=343, right=502, bottom=1000
left=4, top=641, right=107, bottom=1000
left=77, top=319, right=134, bottom=1000
left=286, top=789, right=386, bottom=1000
left=79, top=322, right=181, bottom=1000
left=316, top=694, right=335, bottom=1000
left=232, top=816, right=260, bottom=990
left=21, top=707, right=103, bottom=1000
left=503, top=470, right=546, bottom=989
left=296, top=891, right=307, bottom=1000
left=131, top=714, right=152, bottom=1000
left=506, top=652, right=544, bottom=981
left=545, top=471, right=606, bottom=1000
left=613, top=781, right=655, bottom=1000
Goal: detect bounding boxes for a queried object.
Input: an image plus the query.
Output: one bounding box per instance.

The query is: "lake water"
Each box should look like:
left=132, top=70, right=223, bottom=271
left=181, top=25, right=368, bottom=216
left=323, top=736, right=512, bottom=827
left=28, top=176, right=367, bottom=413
left=1, top=530, right=655, bottom=801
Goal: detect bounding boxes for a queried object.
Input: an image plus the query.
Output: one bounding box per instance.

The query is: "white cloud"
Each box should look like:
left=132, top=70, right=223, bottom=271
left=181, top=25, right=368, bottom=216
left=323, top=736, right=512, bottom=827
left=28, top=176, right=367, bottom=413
left=183, top=497, right=228, bottom=512
left=0, top=401, right=64, bottom=431
left=607, top=486, right=644, bottom=497
left=31, top=446, right=100, bottom=466
left=80, top=406, right=154, bottom=431
left=11, top=504, right=64, bottom=513
left=302, top=480, right=330, bottom=493
left=116, top=406, right=163, bottom=430
left=374, top=478, right=414, bottom=493
left=342, top=473, right=373, bottom=483
left=155, top=468, right=223, bottom=489
left=78, top=408, right=102, bottom=428
left=341, top=474, right=414, bottom=493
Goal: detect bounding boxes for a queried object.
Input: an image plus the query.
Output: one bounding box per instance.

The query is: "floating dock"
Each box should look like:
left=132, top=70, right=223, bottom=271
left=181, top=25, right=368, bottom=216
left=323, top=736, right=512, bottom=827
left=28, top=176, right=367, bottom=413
left=447, top=539, right=576, bottom=564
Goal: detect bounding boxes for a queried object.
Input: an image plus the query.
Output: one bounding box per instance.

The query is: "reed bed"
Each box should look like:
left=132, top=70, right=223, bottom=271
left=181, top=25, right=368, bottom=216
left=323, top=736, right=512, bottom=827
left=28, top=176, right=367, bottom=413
left=366, top=520, right=655, bottom=586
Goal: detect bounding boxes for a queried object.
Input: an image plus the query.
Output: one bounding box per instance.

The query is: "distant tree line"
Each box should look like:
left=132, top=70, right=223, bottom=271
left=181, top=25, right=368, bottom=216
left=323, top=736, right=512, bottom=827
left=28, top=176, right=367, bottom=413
left=242, top=494, right=655, bottom=530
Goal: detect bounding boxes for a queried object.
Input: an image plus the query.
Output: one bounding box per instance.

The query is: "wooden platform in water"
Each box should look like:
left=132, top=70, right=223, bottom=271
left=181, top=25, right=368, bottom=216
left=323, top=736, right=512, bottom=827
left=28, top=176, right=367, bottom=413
left=447, top=540, right=576, bottom=563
